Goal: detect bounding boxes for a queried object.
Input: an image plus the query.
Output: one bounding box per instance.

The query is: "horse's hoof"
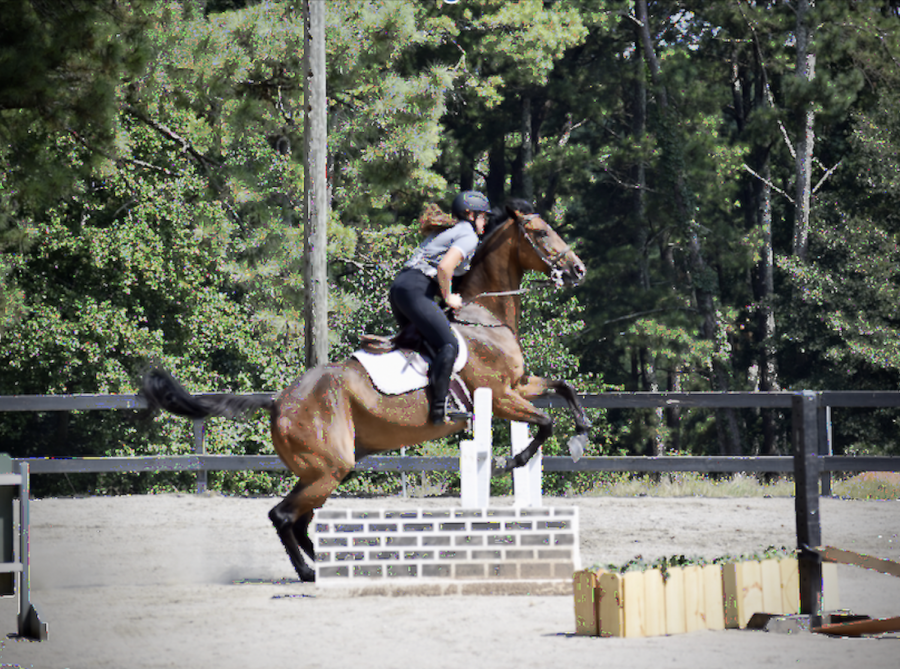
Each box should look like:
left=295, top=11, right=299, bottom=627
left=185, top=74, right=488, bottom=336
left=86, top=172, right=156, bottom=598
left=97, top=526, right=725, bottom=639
left=567, top=433, right=587, bottom=462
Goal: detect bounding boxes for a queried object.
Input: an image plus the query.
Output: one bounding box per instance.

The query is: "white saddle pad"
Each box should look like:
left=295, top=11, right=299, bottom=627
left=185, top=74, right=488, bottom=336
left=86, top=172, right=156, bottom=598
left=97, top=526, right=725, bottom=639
left=352, top=327, right=468, bottom=395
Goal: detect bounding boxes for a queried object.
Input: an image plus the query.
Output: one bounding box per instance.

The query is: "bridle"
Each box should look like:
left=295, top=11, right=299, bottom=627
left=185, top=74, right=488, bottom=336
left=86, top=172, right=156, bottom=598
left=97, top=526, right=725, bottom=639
left=518, top=214, right=575, bottom=288
left=469, top=214, right=574, bottom=300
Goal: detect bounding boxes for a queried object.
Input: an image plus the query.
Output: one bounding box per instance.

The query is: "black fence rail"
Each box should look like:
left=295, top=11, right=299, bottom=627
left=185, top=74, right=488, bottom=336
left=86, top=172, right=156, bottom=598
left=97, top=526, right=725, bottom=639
left=1, top=389, right=898, bottom=625
left=9, top=454, right=898, bottom=475
left=1, top=391, right=898, bottom=483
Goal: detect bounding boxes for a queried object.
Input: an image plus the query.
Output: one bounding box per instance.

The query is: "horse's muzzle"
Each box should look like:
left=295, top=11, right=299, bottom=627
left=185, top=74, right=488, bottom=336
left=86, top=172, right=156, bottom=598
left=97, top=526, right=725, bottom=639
left=562, top=259, right=586, bottom=287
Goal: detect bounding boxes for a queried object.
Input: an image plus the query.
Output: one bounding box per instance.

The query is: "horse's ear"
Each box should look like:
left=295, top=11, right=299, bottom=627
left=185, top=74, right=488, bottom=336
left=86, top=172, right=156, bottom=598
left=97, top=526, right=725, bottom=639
left=505, top=204, right=522, bottom=221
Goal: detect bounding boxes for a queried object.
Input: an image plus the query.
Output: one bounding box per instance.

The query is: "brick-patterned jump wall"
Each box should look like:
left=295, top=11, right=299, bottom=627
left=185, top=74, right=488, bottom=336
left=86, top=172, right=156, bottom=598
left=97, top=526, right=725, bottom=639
left=313, top=507, right=579, bottom=587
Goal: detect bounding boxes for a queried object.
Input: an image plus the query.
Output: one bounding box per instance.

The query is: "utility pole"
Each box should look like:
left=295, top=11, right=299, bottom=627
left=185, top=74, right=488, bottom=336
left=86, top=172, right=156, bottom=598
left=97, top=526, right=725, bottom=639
left=303, top=0, right=329, bottom=368
left=793, top=0, right=815, bottom=261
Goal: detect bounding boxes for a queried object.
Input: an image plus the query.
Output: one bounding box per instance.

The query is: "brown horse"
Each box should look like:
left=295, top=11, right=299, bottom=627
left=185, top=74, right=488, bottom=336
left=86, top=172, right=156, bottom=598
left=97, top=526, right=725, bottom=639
left=141, top=205, right=590, bottom=582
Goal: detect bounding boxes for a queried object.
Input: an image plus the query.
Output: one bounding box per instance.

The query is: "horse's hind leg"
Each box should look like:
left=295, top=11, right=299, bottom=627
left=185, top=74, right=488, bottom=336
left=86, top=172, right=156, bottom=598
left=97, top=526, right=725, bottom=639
left=292, top=510, right=315, bottom=561
left=269, top=471, right=349, bottom=582
left=271, top=484, right=315, bottom=559
left=269, top=482, right=317, bottom=582
left=269, top=372, right=356, bottom=582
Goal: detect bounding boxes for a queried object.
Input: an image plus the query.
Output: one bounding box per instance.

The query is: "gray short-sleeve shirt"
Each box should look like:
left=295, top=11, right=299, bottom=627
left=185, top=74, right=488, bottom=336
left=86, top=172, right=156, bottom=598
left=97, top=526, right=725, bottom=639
left=404, top=221, right=479, bottom=278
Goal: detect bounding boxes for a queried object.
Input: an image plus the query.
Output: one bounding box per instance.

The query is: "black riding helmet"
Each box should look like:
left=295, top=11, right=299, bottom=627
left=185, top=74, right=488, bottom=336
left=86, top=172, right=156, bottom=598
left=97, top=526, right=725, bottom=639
left=451, top=190, right=491, bottom=221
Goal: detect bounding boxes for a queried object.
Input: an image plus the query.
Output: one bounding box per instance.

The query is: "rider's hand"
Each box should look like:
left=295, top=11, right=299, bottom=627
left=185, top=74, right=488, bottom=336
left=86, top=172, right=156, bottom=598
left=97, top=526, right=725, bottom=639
left=445, top=293, right=463, bottom=310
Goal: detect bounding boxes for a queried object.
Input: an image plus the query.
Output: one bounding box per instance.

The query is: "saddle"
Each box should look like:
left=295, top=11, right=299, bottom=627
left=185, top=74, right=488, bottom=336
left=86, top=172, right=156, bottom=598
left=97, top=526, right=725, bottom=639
left=353, top=324, right=472, bottom=414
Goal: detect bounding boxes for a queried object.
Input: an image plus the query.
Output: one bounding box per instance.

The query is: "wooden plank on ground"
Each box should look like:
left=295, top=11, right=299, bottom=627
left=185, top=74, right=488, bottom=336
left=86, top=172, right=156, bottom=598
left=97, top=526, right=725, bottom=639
left=822, top=562, right=840, bottom=612
left=683, top=565, right=704, bottom=632
left=813, top=546, right=900, bottom=579
left=779, top=558, right=800, bottom=614
left=702, top=564, right=725, bottom=630
left=643, top=569, right=666, bottom=637
left=622, top=571, right=647, bottom=638
left=813, top=616, right=900, bottom=637
left=760, top=559, right=782, bottom=614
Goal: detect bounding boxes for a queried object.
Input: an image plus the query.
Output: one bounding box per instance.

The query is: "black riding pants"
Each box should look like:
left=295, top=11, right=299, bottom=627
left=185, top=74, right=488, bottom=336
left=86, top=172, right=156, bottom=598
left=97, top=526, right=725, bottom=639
left=389, top=268, right=458, bottom=359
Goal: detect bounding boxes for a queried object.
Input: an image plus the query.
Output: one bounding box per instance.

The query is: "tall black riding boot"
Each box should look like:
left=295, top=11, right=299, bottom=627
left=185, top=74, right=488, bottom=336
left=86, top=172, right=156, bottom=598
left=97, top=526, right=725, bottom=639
left=428, top=343, right=457, bottom=425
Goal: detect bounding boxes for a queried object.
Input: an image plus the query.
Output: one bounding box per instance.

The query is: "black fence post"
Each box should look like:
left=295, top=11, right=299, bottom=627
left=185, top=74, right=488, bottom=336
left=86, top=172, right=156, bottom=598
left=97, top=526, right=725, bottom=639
left=792, top=391, right=823, bottom=626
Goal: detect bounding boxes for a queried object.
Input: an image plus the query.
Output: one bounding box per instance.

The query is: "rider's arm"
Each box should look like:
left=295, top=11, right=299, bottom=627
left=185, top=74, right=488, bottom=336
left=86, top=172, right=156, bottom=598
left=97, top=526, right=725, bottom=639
left=436, top=246, right=465, bottom=307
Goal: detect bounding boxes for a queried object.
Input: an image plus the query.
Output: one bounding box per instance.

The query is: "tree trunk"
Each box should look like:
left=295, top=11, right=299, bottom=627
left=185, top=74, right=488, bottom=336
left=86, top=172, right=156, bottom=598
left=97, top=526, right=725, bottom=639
left=757, top=160, right=781, bottom=454
left=486, top=136, right=505, bottom=205
left=667, top=369, right=682, bottom=453
left=459, top=160, right=474, bottom=192
left=630, top=29, right=666, bottom=457
left=748, top=36, right=781, bottom=455
left=635, top=0, right=741, bottom=455
left=511, top=94, right=534, bottom=202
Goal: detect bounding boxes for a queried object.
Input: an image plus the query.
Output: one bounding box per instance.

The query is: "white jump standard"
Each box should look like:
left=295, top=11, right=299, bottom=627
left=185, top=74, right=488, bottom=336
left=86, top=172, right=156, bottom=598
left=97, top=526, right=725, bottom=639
left=0, top=456, right=48, bottom=640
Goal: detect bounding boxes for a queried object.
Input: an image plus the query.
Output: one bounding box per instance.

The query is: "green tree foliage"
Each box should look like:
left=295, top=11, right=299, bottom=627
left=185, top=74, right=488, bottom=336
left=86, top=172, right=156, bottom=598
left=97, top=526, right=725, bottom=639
left=0, top=0, right=153, bottom=203
left=0, top=0, right=458, bottom=494
left=2, top=0, right=900, bottom=496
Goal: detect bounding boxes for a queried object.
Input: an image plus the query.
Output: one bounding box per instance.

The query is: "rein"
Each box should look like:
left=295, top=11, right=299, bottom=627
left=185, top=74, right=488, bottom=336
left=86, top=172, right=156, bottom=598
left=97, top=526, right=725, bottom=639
left=468, top=281, right=554, bottom=301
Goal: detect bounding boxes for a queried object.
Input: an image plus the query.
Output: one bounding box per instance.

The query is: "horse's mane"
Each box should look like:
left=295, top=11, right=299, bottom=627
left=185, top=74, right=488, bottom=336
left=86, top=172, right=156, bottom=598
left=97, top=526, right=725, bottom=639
left=483, top=198, right=536, bottom=238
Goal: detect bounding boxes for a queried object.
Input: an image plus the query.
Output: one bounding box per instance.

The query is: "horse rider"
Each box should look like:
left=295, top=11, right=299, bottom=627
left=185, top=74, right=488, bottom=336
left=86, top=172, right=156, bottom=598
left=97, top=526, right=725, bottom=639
left=389, top=190, right=492, bottom=425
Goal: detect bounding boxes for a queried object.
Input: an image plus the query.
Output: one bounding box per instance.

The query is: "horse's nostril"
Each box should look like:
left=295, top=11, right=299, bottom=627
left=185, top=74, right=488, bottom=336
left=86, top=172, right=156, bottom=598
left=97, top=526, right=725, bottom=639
left=563, top=262, right=586, bottom=286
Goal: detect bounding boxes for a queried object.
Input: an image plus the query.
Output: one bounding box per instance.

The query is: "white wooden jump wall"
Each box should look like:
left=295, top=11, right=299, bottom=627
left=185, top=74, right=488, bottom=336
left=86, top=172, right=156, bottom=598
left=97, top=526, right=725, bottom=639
left=313, top=389, right=581, bottom=591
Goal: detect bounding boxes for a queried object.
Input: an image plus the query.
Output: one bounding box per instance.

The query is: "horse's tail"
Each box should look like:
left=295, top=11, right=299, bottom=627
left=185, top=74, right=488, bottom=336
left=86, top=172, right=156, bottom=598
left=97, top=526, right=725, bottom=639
left=141, top=366, right=276, bottom=420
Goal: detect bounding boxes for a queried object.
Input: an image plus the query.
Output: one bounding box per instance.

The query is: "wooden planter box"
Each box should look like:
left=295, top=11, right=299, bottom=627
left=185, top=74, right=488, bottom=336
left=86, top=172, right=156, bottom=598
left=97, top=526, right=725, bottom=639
left=574, top=558, right=839, bottom=637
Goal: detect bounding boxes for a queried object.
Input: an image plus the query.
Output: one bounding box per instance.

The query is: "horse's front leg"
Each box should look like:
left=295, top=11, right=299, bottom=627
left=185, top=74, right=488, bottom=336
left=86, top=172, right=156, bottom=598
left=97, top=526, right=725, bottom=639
left=516, top=376, right=592, bottom=434
left=489, top=392, right=554, bottom=474
left=514, top=375, right=592, bottom=461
